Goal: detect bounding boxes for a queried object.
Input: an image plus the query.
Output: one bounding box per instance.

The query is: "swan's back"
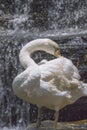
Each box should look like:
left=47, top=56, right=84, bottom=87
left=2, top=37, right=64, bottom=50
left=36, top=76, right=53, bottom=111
left=39, top=57, right=80, bottom=81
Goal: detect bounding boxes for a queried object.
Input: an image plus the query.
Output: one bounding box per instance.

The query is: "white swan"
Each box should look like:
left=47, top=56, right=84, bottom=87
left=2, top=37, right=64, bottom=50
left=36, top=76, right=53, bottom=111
left=12, top=38, right=87, bottom=128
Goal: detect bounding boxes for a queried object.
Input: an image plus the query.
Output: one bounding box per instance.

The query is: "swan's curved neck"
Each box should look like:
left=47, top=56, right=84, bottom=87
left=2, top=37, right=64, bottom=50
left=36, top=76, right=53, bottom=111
left=19, top=50, right=35, bottom=68
left=19, top=39, right=51, bottom=68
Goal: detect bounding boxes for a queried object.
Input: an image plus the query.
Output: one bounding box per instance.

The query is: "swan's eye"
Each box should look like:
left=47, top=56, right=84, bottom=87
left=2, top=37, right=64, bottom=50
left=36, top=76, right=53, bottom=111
left=54, top=49, right=61, bottom=58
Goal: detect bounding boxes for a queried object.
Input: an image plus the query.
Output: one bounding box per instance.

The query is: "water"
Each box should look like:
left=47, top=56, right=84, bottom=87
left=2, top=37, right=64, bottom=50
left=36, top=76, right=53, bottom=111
left=0, top=0, right=87, bottom=129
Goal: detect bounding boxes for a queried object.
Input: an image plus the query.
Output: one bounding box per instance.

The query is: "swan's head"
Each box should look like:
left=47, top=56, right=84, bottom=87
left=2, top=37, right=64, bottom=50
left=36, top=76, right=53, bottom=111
left=23, top=38, right=61, bottom=57
left=42, top=38, right=61, bottom=57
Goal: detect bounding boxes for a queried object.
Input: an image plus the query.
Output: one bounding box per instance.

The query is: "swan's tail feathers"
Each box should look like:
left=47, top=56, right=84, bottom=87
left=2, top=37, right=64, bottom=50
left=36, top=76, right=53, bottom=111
left=82, top=83, right=87, bottom=95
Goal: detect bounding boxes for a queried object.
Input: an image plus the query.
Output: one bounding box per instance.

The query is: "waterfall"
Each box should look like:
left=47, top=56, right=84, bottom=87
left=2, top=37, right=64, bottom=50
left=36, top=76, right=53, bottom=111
left=0, top=0, right=87, bottom=129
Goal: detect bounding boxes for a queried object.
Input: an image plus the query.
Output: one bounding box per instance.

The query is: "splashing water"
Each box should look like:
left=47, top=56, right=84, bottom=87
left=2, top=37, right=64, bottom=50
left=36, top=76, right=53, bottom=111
left=0, top=0, right=87, bottom=129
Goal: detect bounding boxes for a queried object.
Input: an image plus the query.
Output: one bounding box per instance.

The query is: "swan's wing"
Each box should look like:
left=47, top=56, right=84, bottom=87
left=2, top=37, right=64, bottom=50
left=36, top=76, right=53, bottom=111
left=39, top=57, right=81, bottom=90
left=63, top=58, right=80, bottom=80
left=60, top=57, right=81, bottom=89
left=39, top=57, right=76, bottom=81
left=39, top=57, right=70, bottom=90
left=73, top=65, right=81, bottom=79
left=39, top=58, right=63, bottom=81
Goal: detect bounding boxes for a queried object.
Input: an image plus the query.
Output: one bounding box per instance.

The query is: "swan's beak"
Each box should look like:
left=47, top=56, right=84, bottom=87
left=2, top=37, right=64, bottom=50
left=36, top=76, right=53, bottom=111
left=54, top=49, right=61, bottom=58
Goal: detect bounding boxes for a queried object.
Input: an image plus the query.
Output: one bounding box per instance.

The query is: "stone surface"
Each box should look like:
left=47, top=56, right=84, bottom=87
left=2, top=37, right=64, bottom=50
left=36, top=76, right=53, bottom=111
left=26, top=120, right=87, bottom=130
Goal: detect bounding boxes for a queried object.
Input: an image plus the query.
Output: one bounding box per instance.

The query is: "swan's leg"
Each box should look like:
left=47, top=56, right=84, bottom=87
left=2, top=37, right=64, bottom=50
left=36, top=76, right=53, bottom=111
left=36, top=107, right=42, bottom=127
left=54, top=110, right=59, bottom=128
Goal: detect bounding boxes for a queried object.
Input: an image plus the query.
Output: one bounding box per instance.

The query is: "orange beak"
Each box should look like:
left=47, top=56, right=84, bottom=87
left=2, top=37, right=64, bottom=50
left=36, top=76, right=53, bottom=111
left=54, top=50, right=61, bottom=58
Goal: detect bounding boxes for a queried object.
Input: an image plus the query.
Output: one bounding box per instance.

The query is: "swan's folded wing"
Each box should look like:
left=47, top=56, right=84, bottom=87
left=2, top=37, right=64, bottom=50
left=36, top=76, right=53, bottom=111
left=39, top=57, right=81, bottom=90
left=73, top=65, right=81, bottom=79
left=39, top=60, right=71, bottom=90
left=62, top=58, right=81, bottom=88
left=39, top=62, right=62, bottom=82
